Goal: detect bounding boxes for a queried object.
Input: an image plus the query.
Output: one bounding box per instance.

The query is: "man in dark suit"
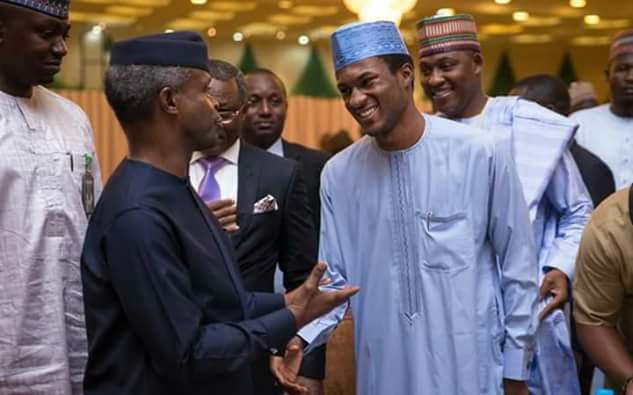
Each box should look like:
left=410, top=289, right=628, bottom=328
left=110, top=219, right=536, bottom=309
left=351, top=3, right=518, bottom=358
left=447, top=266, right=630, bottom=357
left=510, top=74, right=615, bottom=207
left=242, top=68, right=330, bottom=394
left=81, top=32, right=357, bottom=395
left=242, top=68, right=329, bottom=231
left=189, top=59, right=318, bottom=394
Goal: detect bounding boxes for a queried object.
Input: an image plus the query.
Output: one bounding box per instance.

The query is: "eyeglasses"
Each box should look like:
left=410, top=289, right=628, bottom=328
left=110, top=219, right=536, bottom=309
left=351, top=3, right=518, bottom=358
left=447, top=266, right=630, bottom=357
left=217, top=109, right=241, bottom=124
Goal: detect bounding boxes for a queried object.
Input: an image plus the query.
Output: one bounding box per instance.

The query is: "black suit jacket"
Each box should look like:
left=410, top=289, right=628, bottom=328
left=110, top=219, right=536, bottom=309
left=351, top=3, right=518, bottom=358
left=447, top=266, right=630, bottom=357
left=82, top=159, right=296, bottom=395
left=282, top=140, right=330, bottom=232
left=571, top=142, right=615, bottom=207
left=282, top=140, right=330, bottom=380
left=232, top=142, right=317, bottom=292
left=231, top=143, right=318, bottom=394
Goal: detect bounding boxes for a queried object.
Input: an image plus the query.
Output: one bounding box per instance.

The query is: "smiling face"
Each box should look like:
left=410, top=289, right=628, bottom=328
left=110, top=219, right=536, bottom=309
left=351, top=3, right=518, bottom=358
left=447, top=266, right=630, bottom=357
left=419, top=50, right=484, bottom=119
left=335, top=56, right=412, bottom=139
left=0, top=4, right=70, bottom=96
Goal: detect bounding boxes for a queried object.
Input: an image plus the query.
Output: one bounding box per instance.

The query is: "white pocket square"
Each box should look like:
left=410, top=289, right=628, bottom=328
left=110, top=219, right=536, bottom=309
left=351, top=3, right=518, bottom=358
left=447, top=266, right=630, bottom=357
left=253, top=194, right=279, bottom=214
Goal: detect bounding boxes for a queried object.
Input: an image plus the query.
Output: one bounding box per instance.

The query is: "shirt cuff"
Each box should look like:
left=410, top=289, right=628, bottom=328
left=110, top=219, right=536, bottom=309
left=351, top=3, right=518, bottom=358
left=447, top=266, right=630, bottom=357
left=298, top=319, right=338, bottom=354
left=298, top=319, right=328, bottom=344
left=259, top=308, right=297, bottom=353
left=503, top=346, right=532, bottom=381
left=542, top=247, right=577, bottom=281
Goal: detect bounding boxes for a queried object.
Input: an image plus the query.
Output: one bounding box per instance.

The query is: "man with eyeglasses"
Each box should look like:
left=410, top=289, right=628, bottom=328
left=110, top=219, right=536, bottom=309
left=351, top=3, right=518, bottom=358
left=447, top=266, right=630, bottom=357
left=189, top=59, right=318, bottom=395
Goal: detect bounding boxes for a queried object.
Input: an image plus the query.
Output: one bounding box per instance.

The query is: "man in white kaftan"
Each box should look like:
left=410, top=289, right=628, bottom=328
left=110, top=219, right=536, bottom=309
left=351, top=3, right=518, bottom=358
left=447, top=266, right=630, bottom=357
left=571, top=30, right=633, bottom=191
left=0, top=0, right=102, bottom=393
left=288, top=21, right=539, bottom=395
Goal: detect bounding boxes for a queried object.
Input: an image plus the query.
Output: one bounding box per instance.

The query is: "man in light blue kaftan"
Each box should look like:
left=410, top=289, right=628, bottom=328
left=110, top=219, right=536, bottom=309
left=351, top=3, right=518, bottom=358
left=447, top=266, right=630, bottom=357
left=417, top=14, right=593, bottom=395
left=289, top=21, right=539, bottom=395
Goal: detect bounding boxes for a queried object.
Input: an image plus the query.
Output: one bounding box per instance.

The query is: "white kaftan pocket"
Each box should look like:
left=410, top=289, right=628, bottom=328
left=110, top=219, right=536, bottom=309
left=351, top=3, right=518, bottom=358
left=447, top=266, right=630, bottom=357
left=418, top=210, right=473, bottom=273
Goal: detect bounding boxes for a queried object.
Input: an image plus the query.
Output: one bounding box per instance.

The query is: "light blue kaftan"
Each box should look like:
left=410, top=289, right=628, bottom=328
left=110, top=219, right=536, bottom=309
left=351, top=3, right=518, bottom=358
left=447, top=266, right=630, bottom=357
left=459, top=97, right=593, bottom=395
left=300, top=114, right=538, bottom=395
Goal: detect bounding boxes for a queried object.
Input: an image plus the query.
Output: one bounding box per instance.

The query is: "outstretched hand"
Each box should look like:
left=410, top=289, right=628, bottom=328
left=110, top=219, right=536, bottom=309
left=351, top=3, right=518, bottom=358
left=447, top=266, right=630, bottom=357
left=283, top=261, right=359, bottom=329
left=276, top=262, right=357, bottom=394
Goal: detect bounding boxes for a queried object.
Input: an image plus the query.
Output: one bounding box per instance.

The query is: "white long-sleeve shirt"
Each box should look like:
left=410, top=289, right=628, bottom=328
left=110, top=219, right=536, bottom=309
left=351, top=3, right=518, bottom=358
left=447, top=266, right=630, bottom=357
left=571, top=103, right=633, bottom=190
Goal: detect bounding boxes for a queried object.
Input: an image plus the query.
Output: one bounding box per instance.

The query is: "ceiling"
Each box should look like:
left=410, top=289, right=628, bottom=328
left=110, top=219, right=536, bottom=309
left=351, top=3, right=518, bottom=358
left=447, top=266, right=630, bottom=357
left=71, top=0, right=633, bottom=46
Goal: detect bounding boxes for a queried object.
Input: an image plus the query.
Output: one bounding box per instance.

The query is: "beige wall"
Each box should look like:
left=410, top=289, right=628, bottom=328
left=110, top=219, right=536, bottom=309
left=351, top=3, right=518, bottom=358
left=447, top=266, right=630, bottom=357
left=477, top=41, right=611, bottom=101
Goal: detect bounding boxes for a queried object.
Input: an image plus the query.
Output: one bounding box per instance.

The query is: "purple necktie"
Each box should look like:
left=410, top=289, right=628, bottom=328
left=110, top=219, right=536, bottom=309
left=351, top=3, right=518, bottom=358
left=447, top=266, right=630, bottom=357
left=198, top=157, right=225, bottom=204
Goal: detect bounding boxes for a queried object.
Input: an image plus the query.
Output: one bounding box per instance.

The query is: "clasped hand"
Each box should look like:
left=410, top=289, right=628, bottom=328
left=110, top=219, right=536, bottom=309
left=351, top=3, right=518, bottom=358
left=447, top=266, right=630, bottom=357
left=539, top=268, right=568, bottom=321
left=207, top=199, right=239, bottom=233
left=273, top=262, right=359, bottom=394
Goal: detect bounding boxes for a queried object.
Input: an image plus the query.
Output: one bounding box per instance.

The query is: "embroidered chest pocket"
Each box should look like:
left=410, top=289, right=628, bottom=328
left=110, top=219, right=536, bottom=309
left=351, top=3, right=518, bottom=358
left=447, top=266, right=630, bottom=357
left=417, top=211, right=473, bottom=273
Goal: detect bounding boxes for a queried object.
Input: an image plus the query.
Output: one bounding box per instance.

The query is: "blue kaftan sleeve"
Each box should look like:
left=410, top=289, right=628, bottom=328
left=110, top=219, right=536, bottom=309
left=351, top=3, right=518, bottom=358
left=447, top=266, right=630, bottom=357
left=487, top=142, right=540, bottom=380
left=297, top=165, right=349, bottom=353
left=541, top=150, right=593, bottom=279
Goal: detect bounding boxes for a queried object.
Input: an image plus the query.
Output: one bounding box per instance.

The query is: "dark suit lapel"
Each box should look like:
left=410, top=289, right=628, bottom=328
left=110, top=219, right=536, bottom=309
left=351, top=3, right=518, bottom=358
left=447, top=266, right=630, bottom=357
left=282, top=139, right=298, bottom=161
left=233, top=143, right=260, bottom=245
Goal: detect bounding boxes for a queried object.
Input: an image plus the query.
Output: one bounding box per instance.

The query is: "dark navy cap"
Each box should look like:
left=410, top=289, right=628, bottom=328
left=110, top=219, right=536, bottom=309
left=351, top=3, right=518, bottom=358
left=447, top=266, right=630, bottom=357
left=0, top=0, right=70, bottom=19
left=110, top=31, right=209, bottom=71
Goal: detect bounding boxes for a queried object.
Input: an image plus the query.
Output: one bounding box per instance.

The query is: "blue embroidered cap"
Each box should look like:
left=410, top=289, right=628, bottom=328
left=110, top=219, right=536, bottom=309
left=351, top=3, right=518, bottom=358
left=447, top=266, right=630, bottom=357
left=331, top=20, right=409, bottom=72
left=0, top=0, right=70, bottom=19
left=110, top=31, right=209, bottom=72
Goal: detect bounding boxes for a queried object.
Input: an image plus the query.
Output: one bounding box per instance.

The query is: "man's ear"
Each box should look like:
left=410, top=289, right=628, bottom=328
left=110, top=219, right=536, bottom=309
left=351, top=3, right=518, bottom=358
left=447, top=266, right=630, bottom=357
left=472, top=52, right=484, bottom=76
left=159, top=86, right=178, bottom=115
left=400, top=62, right=414, bottom=89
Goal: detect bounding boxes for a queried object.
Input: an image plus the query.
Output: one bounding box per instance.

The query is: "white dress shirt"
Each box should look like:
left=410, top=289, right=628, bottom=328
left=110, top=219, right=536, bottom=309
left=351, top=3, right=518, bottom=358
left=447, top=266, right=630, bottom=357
left=571, top=104, right=633, bottom=190
left=267, top=137, right=285, bottom=157
left=190, top=139, right=240, bottom=202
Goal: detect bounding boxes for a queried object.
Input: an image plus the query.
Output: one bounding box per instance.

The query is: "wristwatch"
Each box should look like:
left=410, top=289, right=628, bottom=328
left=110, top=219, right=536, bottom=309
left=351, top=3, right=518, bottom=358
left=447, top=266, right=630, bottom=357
left=269, top=347, right=283, bottom=357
